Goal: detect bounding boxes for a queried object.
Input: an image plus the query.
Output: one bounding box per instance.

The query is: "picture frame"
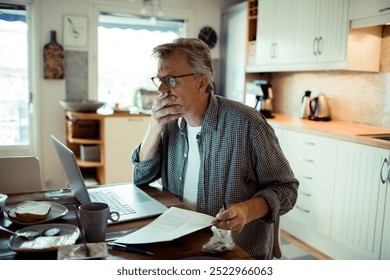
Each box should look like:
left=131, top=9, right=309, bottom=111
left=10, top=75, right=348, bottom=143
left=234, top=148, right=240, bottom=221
left=63, top=15, right=88, bottom=48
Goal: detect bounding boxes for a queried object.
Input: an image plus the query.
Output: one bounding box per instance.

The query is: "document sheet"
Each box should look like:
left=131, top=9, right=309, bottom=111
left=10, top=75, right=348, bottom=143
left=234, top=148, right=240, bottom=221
left=114, top=207, right=214, bottom=244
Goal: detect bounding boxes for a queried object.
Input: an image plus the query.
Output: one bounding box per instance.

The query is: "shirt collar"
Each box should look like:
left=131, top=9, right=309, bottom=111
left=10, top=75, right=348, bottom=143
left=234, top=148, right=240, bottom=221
left=177, top=94, right=219, bottom=133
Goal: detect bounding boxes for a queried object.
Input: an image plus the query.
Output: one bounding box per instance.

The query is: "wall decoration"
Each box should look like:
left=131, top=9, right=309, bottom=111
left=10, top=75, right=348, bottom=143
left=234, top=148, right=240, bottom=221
left=63, top=15, right=88, bottom=47
left=43, top=30, right=64, bottom=79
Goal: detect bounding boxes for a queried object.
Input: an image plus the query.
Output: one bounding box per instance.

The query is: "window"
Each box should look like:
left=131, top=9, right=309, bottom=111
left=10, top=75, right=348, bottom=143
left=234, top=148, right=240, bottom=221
left=0, top=4, right=30, bottom=147
left=97, top=12, right=185, bottom=109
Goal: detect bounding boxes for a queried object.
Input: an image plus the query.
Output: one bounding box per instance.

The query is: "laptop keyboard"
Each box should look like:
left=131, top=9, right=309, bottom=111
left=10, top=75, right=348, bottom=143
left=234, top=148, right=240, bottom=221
left=89, top=190, right=136, bottom=215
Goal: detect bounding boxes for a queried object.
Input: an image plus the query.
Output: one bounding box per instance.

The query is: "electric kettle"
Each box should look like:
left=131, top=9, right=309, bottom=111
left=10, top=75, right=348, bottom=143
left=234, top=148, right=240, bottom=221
left=309, top=94, right=331, bottom=121
left=299, top=91, right=312, bottom=119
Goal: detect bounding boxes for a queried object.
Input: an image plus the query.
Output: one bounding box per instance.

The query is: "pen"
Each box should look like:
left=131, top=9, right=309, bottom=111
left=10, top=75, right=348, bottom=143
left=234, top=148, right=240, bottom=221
left=108, top=242, right=155, bottom=256
left=222, top=201, right=231, bottom=230
left=222, top=201, right=227, bottom=211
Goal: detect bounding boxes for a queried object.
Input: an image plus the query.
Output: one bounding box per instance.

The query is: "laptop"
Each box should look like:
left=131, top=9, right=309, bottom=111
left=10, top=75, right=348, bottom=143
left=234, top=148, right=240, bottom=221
left=50, top=135, right=167, bottom=223
left=0, top=156, right=43, bottom=194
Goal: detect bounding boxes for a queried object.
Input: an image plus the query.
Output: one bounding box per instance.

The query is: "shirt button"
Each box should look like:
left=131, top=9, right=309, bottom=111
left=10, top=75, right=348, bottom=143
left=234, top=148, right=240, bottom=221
left=184, top=153, right=187, bottom=158
left=179, top=177, right=182, bottom=181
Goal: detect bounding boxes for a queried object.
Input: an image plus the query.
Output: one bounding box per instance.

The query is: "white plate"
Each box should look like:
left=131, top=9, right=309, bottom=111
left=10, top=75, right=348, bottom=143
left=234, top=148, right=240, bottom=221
left=3, top=201, right=68, bottom=225
left=8, top=223, right=80, bottom=253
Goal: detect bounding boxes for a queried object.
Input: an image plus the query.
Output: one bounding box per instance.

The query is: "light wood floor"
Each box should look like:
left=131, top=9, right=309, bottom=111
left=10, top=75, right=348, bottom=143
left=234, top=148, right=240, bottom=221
left=281, top=230, right=333, bottom=260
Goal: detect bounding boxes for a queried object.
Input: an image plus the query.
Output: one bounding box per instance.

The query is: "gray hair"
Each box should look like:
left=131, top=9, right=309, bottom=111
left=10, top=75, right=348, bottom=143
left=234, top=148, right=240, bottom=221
left=152, top=38, right=214, bottom=94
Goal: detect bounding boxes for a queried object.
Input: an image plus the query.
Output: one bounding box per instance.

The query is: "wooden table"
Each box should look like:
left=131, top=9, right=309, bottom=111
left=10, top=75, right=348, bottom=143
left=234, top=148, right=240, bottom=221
left=0, top=185, right=252, bottom=260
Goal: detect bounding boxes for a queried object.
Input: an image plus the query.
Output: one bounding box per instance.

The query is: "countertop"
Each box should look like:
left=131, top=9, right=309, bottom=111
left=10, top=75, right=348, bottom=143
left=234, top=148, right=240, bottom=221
left=267, top=114, right=390, bottom=150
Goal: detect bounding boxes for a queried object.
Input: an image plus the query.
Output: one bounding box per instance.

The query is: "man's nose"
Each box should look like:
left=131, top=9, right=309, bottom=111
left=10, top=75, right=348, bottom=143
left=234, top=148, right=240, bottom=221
left=158, top=82, right=170, bottom=94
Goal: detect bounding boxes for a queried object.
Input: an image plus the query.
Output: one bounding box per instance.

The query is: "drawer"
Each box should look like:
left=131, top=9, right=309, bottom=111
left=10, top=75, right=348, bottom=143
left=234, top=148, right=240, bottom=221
left=282, top=130, right=338, bottom=157
left=284, top=146, right=337, bottom=176
left=286, top=188, right=333, bottom=236
left=290, top=163, right=335, bottom=194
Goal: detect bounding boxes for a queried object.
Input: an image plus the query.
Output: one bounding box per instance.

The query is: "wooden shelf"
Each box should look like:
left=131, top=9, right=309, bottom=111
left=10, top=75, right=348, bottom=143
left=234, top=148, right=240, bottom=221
left=67, top=136, right=102, bottom=145
left=76, top=158, right=104, bottom=168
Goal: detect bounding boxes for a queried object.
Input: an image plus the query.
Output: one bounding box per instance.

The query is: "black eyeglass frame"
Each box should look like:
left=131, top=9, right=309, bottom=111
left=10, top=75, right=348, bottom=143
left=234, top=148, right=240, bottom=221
left=151, top=73, right=197, bottom=89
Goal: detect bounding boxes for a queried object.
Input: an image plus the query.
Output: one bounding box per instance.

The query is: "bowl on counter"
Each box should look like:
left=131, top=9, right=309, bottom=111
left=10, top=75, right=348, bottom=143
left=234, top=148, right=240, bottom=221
left=59, top=100, right=106, bottom=112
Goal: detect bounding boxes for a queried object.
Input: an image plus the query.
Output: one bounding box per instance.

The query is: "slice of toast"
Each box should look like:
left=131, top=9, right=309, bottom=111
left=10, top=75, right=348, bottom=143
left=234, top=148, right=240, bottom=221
left=14, top=201, right=52, bottom=222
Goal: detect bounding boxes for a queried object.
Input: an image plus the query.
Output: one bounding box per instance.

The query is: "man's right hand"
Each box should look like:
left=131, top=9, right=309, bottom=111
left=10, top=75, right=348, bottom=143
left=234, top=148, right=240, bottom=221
left=139, top=91, right=182, bottom=162
left=150, top=91, right=182, bottom=132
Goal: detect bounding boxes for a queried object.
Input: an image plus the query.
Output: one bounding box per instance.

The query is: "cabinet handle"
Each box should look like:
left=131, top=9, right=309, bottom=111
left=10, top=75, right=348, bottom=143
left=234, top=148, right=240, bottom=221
left=298, top=157, right=314, bottom=163
left=313, top=37, right=318, bottom=55
left=274, top=42, right=278, bottom=58
left=318, top=36, right=323, bottom=55
left=296, top=205, right=310, bottom=213
left=301, top=140, right=316, bottom=146
left=270, top=43, right=277, bottom=59
left=380, top=158, right=389, bottom=184
left=388, top=164, right=390, bottom=183
left=302, top=175, right=313, bottom=180
left=299, top=189, right=312, bottom=197
left=379, top=7, right=390, bottom=12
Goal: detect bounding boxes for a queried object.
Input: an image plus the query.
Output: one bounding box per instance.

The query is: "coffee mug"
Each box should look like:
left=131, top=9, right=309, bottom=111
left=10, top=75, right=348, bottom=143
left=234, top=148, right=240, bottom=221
left=79, top=202, right=120, bottom=242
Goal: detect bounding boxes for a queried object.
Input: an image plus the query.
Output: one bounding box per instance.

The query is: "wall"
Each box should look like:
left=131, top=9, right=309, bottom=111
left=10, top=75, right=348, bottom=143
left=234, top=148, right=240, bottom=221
left=271, top=26, right=390, bottom=129
left=33, top=0, right=241, bottom=190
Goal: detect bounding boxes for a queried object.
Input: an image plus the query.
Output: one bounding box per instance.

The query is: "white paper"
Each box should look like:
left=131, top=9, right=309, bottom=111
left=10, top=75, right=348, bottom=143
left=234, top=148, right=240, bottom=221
left=114, top=207, right=214, bottom=244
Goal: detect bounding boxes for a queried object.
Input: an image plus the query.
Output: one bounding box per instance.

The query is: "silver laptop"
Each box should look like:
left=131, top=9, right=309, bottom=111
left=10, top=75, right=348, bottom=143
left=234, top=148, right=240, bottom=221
left=0, top=156, right=43, bottom=194
left=51, top=135, right=167, bottom=223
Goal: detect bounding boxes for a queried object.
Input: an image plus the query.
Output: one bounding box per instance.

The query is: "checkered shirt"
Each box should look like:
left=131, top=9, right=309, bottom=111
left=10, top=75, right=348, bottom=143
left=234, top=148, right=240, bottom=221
left=132, top=94, right=299, bottom=259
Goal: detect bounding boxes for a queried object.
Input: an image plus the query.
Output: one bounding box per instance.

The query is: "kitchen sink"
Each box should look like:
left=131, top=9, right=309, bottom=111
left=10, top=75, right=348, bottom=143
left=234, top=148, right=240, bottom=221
left=360, top=134, right=390, bottom=142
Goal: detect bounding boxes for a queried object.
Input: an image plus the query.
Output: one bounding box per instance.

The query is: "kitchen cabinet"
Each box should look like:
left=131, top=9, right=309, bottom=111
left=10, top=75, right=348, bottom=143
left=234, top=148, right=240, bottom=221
left=281, top=130, right=337, bottom=237
left=349, top=0, right=390, bottom=28
left=255, top=0, right=295, bottom=65
left=65, top=112, right=149, bottom=185
left=294, top=0, right=349, bottom=64
left=331, top=141, right=390, bottom=259
left=104, top=116, right=149, bottom=184
left=246, top=0, right=382, bottom=72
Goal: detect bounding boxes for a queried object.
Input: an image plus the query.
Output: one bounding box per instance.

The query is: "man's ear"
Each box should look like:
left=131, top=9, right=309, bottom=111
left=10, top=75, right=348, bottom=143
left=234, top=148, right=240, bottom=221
left=199, top=75, right=208, bottom=90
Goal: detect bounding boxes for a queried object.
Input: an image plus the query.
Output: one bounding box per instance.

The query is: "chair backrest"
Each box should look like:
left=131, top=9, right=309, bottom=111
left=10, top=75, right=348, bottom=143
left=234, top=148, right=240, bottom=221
left=273, top=216, right=282, bottom=258
left=0, top=156, right=43, bottom=194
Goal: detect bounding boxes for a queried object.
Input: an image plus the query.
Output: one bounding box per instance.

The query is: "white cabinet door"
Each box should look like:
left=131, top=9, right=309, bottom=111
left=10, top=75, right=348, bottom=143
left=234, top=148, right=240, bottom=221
left=316, top=0, right=349, bottom=63
left=256, top=0, right=295, bottom=65
left=104, top=116, right=149, bottom=184
left=331, top=141, right=389, bottom=259
left=294, top=0, right=349, bottom=64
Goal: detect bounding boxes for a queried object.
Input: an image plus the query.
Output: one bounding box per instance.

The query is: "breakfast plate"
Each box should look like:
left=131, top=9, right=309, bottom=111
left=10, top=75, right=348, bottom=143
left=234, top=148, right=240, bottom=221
left=8, top=223, right=80, bottom=253
left=3, top=202, right=68, bottom=225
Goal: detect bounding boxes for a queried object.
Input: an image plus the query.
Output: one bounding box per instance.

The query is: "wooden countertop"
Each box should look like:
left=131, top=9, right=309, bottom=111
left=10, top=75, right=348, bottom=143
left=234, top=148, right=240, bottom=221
left=267, top=114, right=390, bottom=150
left=66, top=111, right=150, bottom=119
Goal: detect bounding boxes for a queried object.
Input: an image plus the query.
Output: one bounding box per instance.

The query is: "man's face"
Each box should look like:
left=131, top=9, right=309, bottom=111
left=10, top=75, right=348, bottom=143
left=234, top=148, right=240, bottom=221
left=156, top=54, right=204, bottom=116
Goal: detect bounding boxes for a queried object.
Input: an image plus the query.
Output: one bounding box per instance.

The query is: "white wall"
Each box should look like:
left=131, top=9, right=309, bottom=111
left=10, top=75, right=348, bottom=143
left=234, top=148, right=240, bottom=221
left=32, top=0, right=242, bottom=190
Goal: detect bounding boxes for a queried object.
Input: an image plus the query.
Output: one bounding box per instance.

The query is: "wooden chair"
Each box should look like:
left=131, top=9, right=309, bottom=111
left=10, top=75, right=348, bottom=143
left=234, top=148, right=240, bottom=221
left=0, top=156, right=43, bottom=194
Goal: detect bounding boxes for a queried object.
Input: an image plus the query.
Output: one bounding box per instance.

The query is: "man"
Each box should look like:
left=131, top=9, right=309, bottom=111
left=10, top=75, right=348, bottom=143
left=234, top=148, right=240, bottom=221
left=132, top=38, right=298, bottom=259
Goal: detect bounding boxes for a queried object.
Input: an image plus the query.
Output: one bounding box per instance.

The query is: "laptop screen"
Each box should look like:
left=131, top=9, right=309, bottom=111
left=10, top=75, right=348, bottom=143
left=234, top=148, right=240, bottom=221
left=51, top=135, right=91, bottom=204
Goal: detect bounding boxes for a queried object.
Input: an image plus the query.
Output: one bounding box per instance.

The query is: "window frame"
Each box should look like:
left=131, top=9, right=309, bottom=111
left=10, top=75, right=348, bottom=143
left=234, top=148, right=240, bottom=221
left=89, top=3, right=194, bottom=101
left=0, top=0, right=35, bottom=156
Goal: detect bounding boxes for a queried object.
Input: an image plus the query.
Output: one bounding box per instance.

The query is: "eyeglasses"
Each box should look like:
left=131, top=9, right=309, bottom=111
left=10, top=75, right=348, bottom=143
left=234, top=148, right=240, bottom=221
left=151, top=73, right=196, bottom=89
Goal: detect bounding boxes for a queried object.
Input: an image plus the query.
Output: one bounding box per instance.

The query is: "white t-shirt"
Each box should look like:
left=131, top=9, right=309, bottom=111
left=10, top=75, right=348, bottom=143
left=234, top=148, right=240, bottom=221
left=183, top=125, right=202, bottom=210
